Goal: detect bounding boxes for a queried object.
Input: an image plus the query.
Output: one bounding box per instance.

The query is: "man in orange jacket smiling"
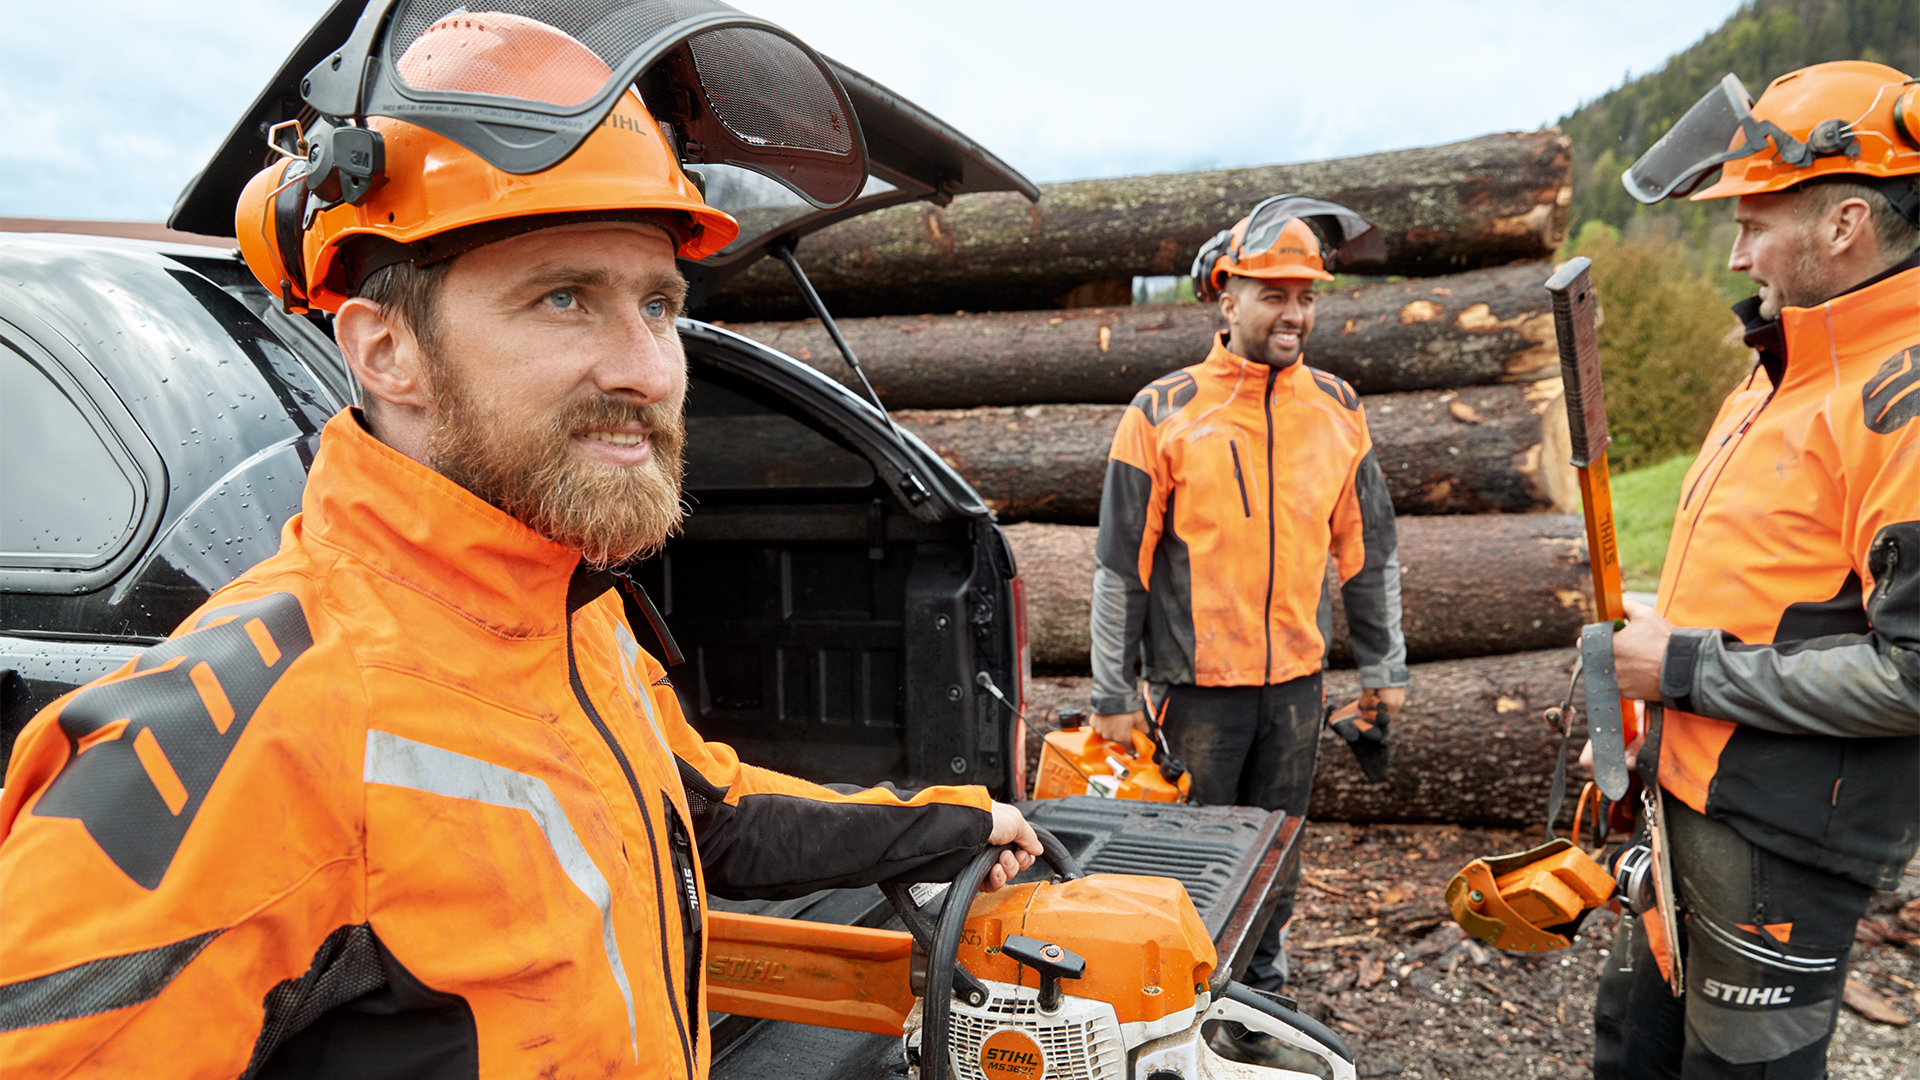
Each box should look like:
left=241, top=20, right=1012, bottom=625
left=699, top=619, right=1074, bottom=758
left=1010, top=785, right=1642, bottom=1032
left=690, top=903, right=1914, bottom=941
left=1088, top=198, right=1409, bottom=1006
left=1599, top=61, right=1920, bottom=1078
left=0, top=12, right=1036, bottom=1078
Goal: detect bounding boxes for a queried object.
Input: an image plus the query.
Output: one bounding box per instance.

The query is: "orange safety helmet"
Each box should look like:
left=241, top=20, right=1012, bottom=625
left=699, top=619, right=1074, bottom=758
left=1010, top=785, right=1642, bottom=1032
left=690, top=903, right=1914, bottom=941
left=1190, top=194, right=1383, bottom=302
left=236, top=11, right=741, bottom=313
left=1624, top=61, right=1920, bottom=216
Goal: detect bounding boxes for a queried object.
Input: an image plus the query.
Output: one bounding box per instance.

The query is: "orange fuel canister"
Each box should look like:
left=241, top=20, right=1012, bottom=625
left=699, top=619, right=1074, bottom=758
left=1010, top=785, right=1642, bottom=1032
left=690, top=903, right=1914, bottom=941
left=1031, top=722, right=1189, bottom=803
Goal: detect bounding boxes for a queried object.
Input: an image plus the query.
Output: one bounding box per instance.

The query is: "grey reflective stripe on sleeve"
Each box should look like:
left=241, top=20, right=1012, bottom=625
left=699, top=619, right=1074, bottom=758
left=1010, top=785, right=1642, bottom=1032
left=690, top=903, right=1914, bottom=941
left=362, top=730, right=638, bottom=1060
left=1671, top=628, right=1920, bottom=738
left=1092, top=458, right=1155, bottom=714
left=0, top=929, right=222, bottom=1033
left=1090, top=566, right=1146, bottom=714
left=1339, top=451, right=1408, bottom=688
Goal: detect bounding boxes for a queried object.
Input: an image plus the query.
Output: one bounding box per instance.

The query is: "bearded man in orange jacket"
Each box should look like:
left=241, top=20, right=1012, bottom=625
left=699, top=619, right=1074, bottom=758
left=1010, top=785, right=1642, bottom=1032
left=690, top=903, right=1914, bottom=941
left=1598, top=61, right=1920, bottom=1078
left=1087, top=198, right=1409, bottom=1004
left=0, top=12, right=1037, bottom=1078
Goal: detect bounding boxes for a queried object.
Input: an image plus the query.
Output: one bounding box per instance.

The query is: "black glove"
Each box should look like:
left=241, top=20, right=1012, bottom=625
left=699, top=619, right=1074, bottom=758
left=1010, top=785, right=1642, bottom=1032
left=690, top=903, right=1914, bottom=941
left=1327, top=698, right=1392, bottom=783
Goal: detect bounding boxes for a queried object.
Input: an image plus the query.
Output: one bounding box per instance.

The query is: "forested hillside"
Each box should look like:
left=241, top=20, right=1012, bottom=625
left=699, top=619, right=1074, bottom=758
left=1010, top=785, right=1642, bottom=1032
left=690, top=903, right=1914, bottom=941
left=1558, top=0, right=1919, bottom=241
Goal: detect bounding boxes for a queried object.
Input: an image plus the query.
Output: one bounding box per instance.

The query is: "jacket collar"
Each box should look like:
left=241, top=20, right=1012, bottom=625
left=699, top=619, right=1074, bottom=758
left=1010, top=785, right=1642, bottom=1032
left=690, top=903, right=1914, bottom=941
left=1735, top=245, right=1920, bottom=387
left=300, top=410, right=584, bottom=639
left=1200, top=331, right=1313, bottom=390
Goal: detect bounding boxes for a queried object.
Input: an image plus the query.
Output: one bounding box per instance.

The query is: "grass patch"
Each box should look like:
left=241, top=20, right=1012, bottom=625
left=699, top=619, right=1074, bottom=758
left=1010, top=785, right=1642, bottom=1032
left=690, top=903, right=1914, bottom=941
left=1611, top=453, right=1695, bottom=592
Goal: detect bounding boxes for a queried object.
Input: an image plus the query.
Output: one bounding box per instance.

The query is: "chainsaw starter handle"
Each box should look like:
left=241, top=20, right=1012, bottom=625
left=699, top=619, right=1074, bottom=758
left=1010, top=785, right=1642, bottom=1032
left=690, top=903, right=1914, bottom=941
left=920, top=826, right=1082, bottom=1080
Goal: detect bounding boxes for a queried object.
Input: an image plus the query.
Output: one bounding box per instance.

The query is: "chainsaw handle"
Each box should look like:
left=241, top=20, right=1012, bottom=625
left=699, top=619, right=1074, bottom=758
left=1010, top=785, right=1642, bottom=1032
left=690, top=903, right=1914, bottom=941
left=1213, top=983, right=1351, bottom=1068
left=920, top=826, right=1081, bottom=1080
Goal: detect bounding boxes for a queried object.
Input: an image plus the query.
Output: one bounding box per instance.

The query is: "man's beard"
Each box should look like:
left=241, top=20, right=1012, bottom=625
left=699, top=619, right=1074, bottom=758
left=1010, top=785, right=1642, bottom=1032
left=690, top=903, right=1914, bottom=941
left=1759, top=228, right=1845, bottom=319
left=423, top=354, right=687, bottom=568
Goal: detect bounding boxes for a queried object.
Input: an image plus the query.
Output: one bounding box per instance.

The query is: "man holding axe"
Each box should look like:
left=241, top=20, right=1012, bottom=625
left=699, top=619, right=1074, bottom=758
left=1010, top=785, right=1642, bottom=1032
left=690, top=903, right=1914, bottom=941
left=1592, top=61, right=1920, bottom=1077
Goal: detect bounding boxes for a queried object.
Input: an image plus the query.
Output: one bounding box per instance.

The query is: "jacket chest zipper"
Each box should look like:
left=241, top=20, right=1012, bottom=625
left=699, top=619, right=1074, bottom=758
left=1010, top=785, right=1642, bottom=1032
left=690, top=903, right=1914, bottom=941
left=565, top=618, right=697, bottom=1078
left=1263, top=369, right=1279, bottom=684
left=1230, top=440, right=1252, bottom=517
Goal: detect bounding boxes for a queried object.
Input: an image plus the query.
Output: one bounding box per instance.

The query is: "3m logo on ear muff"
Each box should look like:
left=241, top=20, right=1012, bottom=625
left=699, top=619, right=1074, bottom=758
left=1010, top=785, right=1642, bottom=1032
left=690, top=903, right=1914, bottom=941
left=1864, top=345, right=1920, bottom=433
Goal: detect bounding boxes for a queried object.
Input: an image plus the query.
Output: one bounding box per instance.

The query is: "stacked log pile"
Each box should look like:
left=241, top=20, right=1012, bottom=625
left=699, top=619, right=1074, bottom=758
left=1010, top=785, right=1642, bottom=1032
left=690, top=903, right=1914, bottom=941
left=705, top=129, right=1588, bottom=826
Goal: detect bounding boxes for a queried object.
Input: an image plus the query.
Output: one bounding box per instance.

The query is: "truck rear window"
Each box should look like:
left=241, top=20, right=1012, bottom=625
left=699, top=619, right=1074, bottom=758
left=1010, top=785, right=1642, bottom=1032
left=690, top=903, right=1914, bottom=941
left=683, top=375, right=875, bottom=491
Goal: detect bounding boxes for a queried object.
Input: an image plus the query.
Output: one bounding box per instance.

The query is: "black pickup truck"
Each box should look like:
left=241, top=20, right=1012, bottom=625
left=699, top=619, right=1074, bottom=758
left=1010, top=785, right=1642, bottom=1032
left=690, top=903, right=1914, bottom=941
left=0, top=13, right=1303, bottom=1075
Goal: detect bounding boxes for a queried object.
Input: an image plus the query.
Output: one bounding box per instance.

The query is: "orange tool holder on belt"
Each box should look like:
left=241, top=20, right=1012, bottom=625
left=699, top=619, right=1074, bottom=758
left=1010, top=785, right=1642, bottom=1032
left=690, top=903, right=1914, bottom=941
left=1031, top=712, right=1191, bottom=802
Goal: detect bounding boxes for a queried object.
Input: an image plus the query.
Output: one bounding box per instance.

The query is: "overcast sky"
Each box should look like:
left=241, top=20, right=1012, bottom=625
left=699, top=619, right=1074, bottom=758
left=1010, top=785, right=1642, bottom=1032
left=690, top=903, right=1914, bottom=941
left=0, top=0, right=1748, bottom=222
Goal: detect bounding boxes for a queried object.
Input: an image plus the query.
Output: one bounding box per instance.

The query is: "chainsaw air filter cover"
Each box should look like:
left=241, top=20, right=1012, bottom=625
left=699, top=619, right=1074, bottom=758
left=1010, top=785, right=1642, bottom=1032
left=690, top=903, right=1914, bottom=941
left=956, top=873, right=1217, bottom=1024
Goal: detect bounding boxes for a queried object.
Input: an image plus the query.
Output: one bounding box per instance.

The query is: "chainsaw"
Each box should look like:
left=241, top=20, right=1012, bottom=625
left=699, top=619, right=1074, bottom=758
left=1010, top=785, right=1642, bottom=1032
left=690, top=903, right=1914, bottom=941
left=706, top=826, right=1354, bottom=1079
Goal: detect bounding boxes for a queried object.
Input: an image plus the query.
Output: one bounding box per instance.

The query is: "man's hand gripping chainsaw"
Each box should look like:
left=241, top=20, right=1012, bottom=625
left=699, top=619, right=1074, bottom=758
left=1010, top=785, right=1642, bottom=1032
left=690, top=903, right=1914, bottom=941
left=704, top=826, right=1356, bottom=1079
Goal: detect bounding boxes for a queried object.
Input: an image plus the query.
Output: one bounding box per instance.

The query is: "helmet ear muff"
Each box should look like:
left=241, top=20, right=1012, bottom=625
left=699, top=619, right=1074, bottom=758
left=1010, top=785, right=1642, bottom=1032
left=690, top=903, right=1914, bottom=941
left=1893, top=83, right=1920, bottom=151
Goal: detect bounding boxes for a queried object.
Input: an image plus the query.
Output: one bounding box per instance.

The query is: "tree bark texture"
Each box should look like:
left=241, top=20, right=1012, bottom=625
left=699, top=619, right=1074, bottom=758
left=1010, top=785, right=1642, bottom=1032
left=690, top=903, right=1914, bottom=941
left=896, top=382, right=1577, bottom=525
left=1027, top=648, right=1588, bottom=826
left=697, top=131, right=1572, bottom=322
left=1004, top=516, right=1594, bottom=670
left=719, top=262, right=1564, bottom=406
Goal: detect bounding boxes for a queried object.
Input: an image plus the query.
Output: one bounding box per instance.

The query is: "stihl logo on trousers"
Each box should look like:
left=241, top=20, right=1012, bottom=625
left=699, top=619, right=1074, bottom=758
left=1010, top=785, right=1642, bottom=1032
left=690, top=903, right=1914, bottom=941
left=1702, top=978, right=1794, bottom=1005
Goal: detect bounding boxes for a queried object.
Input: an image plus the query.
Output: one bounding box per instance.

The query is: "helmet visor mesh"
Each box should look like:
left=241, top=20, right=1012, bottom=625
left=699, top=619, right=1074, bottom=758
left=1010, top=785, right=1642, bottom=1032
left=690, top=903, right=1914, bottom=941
left=374, top=0, right=863, bottom=203
left=690, top=27, right=853, bottom=155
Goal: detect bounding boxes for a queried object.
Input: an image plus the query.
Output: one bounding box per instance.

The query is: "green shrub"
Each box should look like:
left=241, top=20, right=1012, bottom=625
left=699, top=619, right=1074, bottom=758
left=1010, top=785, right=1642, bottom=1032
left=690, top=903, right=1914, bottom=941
left=1568, top=223, right=1755, bottom=472
left=1612, top=453, right=1697, bottom=591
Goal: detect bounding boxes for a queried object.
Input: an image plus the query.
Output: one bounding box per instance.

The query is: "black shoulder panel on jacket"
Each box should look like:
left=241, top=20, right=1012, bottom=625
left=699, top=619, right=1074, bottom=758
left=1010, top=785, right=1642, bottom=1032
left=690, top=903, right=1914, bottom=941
left=32, top=592, right=314, bottom=890
left=1774, top=571, right=1869, bottom=641
left=252, top=927, right=478, bottom=1080
left=1308, top=367, right=1360, bottom=411
left=1129, top=371, right=1198, bottom=425
left=1863, top=345, right=1919, bottom=434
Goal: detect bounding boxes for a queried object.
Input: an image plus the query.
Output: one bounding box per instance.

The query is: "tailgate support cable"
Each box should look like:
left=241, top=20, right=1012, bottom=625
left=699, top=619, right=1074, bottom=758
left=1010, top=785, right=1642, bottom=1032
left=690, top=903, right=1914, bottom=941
left=769, top=239, right=929, bottom=505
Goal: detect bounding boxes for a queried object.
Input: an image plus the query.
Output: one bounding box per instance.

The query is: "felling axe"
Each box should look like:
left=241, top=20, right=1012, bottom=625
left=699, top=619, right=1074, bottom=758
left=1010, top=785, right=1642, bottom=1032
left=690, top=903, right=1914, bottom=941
left=1544, top=256, right=1683, bottom=995
left=1445, top=259, right=1683, bottom=996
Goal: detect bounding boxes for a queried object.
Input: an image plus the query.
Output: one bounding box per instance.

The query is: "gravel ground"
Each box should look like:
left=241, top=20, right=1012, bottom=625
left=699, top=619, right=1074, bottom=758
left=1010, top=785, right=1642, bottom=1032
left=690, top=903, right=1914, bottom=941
left=1022, top=678, right=1920, bottom=1078
left=1283, top=822, right=1919, bottom=1079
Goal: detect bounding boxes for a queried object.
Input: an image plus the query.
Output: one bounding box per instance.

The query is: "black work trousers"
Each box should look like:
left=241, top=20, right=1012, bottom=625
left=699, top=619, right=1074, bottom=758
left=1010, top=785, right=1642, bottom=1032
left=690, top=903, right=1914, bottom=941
left=1149, top=673, right=1323, bottom=992
left=1593, top=793, right=1872, bottom=1079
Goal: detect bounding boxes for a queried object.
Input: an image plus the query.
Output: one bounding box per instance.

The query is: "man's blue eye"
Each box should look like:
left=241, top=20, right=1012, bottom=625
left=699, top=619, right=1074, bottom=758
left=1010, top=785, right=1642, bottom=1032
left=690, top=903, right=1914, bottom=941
left=644, top=298, right=667, bottom=318
left=548, top=290, right=576, bottom=309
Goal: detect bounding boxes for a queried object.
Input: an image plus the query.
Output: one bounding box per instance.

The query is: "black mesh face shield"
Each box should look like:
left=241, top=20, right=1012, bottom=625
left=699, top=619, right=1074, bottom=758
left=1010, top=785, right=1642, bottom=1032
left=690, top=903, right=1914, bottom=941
left=1623, top=73, right=1818, bottom=204
left=302, top=0, right=868, bottom=209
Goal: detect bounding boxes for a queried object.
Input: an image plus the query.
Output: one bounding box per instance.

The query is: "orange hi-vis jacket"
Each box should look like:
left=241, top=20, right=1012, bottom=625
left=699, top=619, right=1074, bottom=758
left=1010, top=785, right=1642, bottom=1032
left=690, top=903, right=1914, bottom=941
left=1654, top=251, right=1920, bottom=891
left=0, top=410, right=995, bottom=1078
left=1090, top=333, right=1407, bottom=715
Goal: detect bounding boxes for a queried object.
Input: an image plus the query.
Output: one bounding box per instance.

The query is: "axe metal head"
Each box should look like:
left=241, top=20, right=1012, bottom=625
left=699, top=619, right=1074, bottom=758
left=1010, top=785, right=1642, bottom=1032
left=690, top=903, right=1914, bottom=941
left=1545, top=257, right=1611, bottom=468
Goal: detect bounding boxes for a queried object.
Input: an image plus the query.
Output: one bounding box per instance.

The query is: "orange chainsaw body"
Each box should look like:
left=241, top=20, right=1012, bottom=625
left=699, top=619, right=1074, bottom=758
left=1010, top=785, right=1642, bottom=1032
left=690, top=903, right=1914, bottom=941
left=704, top=872, right=1217, bottom=1033
left=1032, top=727, right=1189, bottom=802
left=955, top=872, right=1217, bottom=1024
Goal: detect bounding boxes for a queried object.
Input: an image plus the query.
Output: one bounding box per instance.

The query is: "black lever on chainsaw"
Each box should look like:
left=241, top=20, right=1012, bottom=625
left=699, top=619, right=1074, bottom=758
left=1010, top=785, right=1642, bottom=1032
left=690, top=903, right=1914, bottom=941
left=917, top=826, right=1082, bottom=1080
left=1001, top=935, right=1086, bottom=1013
